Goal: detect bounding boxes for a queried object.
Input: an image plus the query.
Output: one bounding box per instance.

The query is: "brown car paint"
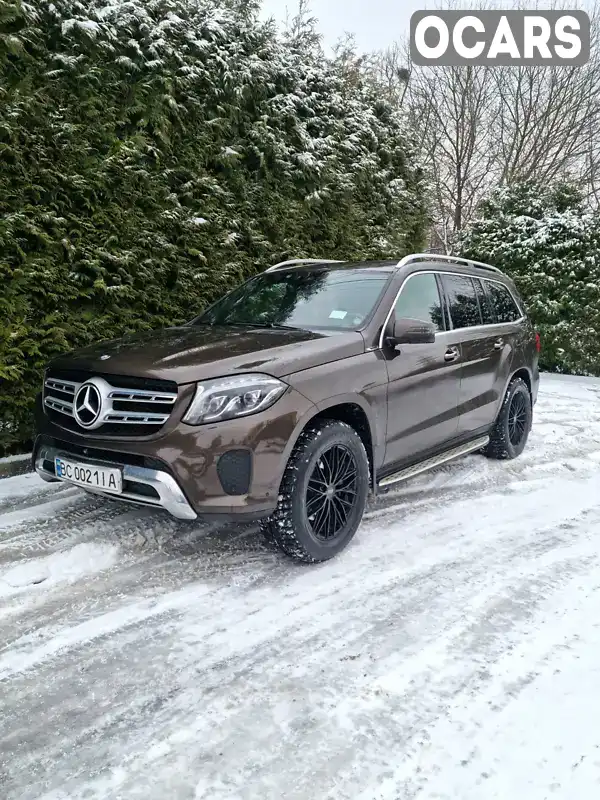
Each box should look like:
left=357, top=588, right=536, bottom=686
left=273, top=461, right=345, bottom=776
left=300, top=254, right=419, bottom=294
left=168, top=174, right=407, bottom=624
left=49, top=325, right=366, bottom=383
left=34, top=260, right=539, bottom=520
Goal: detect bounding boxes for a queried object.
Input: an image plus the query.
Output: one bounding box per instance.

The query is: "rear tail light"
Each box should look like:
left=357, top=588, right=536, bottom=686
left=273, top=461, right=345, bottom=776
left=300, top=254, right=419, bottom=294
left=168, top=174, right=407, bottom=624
left=535, top=332, right=541, bottom=353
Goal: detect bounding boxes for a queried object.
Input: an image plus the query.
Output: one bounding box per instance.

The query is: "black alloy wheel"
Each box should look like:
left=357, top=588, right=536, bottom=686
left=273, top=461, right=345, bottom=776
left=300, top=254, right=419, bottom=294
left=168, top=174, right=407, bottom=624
left=261, top=419, right=370, bottom=562
left=484, top=376, right=532, bottom=460
left=305, top=444, right=359, bottom=542
left=507, top=391, right=529, bottom=447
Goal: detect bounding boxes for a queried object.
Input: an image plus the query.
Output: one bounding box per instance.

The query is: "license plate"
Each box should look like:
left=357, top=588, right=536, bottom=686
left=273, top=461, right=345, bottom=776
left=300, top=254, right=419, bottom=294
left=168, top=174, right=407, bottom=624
left=54, top=456, right=123, bottom=494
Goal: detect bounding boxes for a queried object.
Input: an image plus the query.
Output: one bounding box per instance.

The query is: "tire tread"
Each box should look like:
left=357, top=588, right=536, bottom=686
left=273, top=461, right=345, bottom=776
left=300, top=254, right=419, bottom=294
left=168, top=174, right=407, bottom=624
left=484, top=377, right=531, bottom=460
left=261, top=419, right=368, bottom=563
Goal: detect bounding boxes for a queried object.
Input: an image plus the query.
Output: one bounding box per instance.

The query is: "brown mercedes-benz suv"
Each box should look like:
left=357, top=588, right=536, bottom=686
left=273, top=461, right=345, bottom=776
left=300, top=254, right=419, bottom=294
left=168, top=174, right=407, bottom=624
left=34, top=253, right=540, bottom=562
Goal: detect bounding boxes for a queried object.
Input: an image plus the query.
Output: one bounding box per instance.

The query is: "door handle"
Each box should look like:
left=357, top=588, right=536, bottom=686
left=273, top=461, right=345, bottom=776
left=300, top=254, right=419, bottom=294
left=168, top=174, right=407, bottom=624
left=444, top=346, right=460, bottom=363
left=494, top=338, right=504, bottom=350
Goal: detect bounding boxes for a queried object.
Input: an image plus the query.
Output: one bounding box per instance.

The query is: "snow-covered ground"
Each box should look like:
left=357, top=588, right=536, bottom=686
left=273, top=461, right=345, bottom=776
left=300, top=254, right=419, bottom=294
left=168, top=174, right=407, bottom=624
left=2, top=374, right=600, bottom=800
left=0, top=452, right=31, bottom=464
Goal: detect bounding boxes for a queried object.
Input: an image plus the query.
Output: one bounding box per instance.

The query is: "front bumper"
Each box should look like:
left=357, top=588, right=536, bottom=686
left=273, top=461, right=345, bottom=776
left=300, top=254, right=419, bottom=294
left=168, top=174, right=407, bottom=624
left=35, top=443, right=197, bottom=520
left=33, top=386, right=316, bottom=521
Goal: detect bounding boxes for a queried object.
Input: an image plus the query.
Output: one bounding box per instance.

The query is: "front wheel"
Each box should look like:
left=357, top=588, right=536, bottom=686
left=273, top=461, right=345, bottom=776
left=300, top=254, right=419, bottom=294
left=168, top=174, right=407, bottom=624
left=261, top=420, right=370, bottom=563
left=484, top=377, right=532, bottom=460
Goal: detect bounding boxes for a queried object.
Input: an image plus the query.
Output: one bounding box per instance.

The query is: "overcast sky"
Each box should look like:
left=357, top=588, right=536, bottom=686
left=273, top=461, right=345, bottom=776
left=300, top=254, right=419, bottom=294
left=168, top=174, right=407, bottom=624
left=259, top=0, right=593, bottom=53
left=259, top=0, right=424, bottom=52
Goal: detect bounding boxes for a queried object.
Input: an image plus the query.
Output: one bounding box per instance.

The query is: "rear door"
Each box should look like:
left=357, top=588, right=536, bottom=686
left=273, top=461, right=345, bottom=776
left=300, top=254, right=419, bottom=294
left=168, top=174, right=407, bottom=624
left=440, top=273, right=513, bottom=435
left=383, top=272, right=461, bottom=468
left=483, top=276, right=527, bottom=406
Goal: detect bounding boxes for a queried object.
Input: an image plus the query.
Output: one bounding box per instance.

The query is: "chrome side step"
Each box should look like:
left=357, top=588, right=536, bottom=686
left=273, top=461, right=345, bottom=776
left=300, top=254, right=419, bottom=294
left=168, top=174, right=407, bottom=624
left=378, top=435, right=490, bottom=489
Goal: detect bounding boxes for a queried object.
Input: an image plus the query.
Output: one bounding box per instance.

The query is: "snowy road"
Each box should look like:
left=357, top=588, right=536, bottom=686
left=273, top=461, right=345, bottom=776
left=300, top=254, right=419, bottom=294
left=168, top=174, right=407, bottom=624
left=2, top=374, right=600, bottom=799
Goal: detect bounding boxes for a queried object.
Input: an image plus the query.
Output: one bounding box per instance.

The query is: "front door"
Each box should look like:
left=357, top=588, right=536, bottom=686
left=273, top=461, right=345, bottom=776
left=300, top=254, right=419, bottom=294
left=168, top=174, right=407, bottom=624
left=383, top=272, right=461, bottom=469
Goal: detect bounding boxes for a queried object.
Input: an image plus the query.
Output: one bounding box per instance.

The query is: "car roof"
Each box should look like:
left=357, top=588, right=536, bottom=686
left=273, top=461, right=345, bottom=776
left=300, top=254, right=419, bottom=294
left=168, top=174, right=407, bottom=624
left=270, top=259, right=513, bottom=283
left=273, top=260, right=401, bottom=274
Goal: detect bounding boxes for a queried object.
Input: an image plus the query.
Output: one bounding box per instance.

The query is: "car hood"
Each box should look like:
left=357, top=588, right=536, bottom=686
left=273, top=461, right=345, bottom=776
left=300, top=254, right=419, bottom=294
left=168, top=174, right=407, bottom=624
left=48, top=325, right=366, bottom=384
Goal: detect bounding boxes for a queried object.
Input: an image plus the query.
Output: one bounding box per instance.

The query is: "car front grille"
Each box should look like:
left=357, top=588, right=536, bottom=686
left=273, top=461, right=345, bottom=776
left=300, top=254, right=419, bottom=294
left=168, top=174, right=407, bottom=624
left=43, top=369, right=178, bottom=437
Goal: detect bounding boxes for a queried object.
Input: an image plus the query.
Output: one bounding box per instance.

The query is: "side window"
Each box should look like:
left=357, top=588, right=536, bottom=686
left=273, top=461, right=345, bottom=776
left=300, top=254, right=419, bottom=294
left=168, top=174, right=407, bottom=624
left=442, top=275, right=481, bottom=329
left=393, top=273, right=444, bottom=331
left=486, top=281, right=522, bottom=323
left=473, top=278, right=495, bottom=325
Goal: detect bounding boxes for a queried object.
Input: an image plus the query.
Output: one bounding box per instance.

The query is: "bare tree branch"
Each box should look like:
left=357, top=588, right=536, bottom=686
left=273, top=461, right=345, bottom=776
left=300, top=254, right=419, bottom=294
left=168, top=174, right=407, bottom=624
left=366, top=0, right=600, bottom=248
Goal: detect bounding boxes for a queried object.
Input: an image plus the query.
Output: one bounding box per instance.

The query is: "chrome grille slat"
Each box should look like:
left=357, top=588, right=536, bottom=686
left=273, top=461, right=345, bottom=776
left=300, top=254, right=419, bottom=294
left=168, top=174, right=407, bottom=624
left=44, top=397, right=74, bottom=416
left=108, top=389, right=177, bottom=404
left=45, top=378, right=79, bottom=395
left=43, top=372, right=177, bottom=433
left=104, top=412, right=171, bottom=424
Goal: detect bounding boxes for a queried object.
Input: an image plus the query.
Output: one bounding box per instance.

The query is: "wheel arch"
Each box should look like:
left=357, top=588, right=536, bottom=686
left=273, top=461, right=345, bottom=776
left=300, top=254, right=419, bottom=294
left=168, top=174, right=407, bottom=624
left=489, top=365, right=534, bottom=429
left=280, top=396, right=379, bottom=493
left=507, top=366, right=533, bottom=403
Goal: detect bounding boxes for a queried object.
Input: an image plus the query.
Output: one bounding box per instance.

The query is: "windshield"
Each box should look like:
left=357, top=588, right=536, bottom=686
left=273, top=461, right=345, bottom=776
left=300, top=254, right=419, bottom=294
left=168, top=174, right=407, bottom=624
left=192, top=269, right=390, bottom=331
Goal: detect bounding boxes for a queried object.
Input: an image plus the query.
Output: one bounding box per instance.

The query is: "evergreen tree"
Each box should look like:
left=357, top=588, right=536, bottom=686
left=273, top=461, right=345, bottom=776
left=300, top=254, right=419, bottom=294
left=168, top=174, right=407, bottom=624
left=460, top=182, right=600, bottom=376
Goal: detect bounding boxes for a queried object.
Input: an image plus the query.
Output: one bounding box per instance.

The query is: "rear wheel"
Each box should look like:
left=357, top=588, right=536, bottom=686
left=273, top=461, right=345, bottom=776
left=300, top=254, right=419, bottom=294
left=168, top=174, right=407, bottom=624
left=484, top=377, right=532, bottom=460
left=261, top=420, right=369, bottom=563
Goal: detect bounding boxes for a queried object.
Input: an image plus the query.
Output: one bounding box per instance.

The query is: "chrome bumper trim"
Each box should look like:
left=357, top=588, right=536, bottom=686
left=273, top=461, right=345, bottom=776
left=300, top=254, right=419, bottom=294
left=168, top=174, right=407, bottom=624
left=34, top=445, right=197, bottom=521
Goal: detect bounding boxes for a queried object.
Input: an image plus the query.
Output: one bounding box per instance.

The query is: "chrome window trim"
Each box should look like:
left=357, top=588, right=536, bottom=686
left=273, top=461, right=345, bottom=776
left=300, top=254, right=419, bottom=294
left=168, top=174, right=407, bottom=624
left=378, top=269, right=525, bottom=350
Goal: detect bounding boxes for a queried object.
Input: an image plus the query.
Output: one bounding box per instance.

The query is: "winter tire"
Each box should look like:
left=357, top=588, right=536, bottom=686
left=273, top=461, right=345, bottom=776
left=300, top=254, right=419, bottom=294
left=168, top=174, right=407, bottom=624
left=261, top=419, right=370, bottom=563
left=484, top=376, right=532, bottom=460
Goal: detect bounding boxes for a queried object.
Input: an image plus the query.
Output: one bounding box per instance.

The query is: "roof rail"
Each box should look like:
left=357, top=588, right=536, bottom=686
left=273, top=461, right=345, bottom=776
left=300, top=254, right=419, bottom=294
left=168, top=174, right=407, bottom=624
left=265, top=258, right=344, bottom=272
left=397, top=253, right=502, bottom=275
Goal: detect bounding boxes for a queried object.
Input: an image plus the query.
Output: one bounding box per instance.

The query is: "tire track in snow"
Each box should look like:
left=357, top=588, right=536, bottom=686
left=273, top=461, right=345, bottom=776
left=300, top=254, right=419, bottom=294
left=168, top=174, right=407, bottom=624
left=2, top=374, right=600, bottom=799
left=0, top=472, right=598, bottom=797
left=3, top=472, right=600, bottom=800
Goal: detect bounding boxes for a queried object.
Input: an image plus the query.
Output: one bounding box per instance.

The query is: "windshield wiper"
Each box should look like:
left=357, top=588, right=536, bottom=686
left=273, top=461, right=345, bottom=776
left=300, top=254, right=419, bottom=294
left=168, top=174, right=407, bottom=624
left=219, top=321, right=304, bottom=331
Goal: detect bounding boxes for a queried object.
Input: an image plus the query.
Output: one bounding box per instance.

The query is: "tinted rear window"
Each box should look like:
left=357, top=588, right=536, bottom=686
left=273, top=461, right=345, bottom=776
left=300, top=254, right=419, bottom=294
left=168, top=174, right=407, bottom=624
left=486, top=281, right=522, bottom=323
left=473, top=278, right=495, bottom=325
left=442, top=274, right=482, bottom=329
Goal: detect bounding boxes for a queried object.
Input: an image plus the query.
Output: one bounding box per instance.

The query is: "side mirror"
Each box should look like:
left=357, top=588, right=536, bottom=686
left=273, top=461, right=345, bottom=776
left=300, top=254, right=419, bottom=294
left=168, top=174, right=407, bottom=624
left=388, top=318, right=436, bottom=346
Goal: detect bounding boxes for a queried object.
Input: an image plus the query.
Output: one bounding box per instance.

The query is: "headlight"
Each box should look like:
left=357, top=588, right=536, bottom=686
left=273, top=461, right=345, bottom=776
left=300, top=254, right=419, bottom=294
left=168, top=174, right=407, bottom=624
left=182, top=373, right=288, bottom=425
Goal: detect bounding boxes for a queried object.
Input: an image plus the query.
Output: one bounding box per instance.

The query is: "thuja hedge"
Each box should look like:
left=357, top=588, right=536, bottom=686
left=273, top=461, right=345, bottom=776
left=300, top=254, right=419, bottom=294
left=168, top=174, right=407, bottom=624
left=0, top=0, right=426, bottom=453
left=460, top=183, right=600, bottom=377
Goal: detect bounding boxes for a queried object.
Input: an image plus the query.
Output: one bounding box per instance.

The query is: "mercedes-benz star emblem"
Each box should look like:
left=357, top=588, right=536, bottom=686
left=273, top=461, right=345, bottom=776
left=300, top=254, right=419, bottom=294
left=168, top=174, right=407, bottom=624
left=73, top=383, right=102, bottom=428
